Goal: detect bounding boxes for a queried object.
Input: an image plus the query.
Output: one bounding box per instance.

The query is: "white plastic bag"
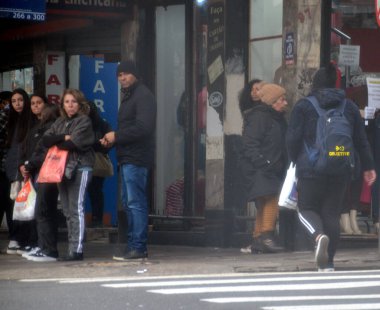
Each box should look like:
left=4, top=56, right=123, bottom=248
left=10, top=181, right=22, bottom=200
left=13, top=179, right=36, bottom=221
left=278, top=163, right=298, bottom=210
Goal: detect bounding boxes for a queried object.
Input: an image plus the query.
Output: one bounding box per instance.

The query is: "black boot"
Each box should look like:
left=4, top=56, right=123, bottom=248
left=251, top=237, right=264, bottom=254
left=259, top=232, right=284, bottom=253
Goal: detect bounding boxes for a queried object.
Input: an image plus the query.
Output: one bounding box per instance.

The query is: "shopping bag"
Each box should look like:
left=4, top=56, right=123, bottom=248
left=37, top=146, right=69, bottom=183
left=360, top=179, right=371, bottom=204
left=278, top=163, right=298, bottom=210
left=10, top=181, right=22, bottom=200
left=92, top=152, right=114, bottom=177
left=12, top=179, right=36, bottom=221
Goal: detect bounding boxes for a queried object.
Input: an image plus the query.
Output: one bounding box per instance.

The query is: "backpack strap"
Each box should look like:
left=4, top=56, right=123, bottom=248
left=305, top=96, right=324, bottom=116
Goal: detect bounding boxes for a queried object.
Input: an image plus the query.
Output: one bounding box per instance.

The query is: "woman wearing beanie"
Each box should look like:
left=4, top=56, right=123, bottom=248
left=240, top=83, right=288, bottom=253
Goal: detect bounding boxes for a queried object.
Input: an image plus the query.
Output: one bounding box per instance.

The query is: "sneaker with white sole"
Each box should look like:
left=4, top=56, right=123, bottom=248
left=16, top=246, right=33, bottom=255
left=315, top=234, right=329, bottom=269
left=6, top=241, right=20, bottom=255
left=21, top=247, right=41, bottom=258
left=27, top=250, right=57, bottom=262
left=240, top=245, right=252, bottom=254
left=318, top=262, right=335, bottom=272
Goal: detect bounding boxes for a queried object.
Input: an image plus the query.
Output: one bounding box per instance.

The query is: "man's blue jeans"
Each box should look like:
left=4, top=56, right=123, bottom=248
left=120, top=163, right=148, bottom=253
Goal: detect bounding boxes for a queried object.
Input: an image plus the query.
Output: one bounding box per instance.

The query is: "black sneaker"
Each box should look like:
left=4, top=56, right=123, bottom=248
left=58, top=252, right=83, bottom=261
left=113, top=250, right=148, bottom=261
left=318, top=262, right=335, bottom=272
left=16, top=245, right=33, bottom=255
left=315, top=234, right=329, bottom=269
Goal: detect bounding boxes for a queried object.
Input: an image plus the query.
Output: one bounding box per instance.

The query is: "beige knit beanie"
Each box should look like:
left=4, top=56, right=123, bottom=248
left=257, top=83, right=286, bottom=105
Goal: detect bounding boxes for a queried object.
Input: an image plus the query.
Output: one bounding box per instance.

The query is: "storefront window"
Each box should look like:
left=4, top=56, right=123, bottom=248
left=249, top=0, right=283, bottom=82
left=1, top=68, right=34, bottom=94
left=331, top=0, right=380, bottom=91
left=331, top=0, right=380, bottom=232
left=155, top=5, right=186, bottom=217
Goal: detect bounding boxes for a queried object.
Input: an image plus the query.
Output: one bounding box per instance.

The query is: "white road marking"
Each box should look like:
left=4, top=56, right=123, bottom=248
left=102, top=274, right=380, bottom=288
left=148, top=281, right=380, bottom=294
left=201, top=294, right=380, bottom=304
left=262, top=304, right=380, bottom=310
left=19, top=269, right=380, bottom=283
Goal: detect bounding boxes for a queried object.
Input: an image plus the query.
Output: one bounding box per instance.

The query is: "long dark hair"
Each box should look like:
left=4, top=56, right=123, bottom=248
left=238, top=79, right=262, bottom=114
left=6, top=88, right=34, bottom=147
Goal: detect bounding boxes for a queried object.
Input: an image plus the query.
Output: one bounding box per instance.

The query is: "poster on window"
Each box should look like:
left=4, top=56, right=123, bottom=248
left=338, top=45, right=360, bottom=67
left=367, top=77, right=380, bottom=109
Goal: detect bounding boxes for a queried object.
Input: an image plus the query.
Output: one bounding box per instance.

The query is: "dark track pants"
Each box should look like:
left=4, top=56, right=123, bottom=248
left=297, top=176, right=349, bottom=263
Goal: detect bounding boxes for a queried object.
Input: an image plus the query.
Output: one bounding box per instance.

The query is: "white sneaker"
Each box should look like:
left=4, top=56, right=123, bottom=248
left=6, top=241, right=20, bottom=255
left=240, top=245, right=252, bottom=254
left=22, top=247, right=41, bottom=258
left=28, top=251, right=57, bottom=262
left=315, top=234, right=329, bottom=269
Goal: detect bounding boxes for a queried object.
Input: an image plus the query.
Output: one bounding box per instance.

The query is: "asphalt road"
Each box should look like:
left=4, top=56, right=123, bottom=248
left=2, top=269, right=380, bottom=310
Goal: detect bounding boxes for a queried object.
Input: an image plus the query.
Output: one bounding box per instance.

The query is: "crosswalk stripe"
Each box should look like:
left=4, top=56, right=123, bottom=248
left=19, top=269, right=380, bottom=283
left=262, top=304, right=380, bottom=310
left=201, top=294, right=380, bottom=304
left=148, top=281, right=380, bottom=294
left=102, top=274, right=380, bottom=288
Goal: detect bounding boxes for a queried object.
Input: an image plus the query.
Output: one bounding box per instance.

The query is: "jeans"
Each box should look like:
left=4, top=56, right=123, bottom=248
left=120, top=163, right=148, bottom=253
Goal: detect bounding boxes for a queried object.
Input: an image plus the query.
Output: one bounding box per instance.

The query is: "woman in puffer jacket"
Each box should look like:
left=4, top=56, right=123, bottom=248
left=241, top=83, right=288, bottom=253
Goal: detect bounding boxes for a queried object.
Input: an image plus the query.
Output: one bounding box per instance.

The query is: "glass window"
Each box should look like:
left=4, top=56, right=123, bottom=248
left=249, top=0, right=283, bottom=82
left=155, top=5, right=186, bottom=217
left=331, top=0, right=379, bottom=90
left=1, top=68, right=34, bottom=94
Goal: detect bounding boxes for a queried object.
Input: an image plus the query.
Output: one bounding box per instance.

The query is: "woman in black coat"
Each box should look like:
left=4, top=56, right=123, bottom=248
left=4, top=88, right=35, bottom=254
left=241, top=83, right=288, bottom=253
left=21, top=101, right=61, bottom=261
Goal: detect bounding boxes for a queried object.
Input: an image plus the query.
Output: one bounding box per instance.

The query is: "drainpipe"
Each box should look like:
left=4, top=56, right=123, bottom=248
left=331, top=27, right=351, bottom=88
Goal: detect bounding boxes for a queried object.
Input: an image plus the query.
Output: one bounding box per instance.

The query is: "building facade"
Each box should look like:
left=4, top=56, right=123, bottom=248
left=1, top=0, right=378, bottom=247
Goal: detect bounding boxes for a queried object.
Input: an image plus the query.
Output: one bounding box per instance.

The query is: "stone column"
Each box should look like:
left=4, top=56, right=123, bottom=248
left=282, top=0, right=322, bottom=109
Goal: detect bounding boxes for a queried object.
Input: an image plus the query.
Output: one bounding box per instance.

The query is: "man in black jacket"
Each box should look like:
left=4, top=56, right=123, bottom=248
left=101, top=60, right=156, bottom=260
left=286, top=64, right=376, bottom=271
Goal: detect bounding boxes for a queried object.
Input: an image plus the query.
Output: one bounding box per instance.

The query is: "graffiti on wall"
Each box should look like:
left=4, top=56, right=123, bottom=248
left=297, top=67, right=316, bottom=97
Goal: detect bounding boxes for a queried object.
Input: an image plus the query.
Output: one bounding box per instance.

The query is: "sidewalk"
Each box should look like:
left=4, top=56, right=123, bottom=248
left=1, top=236, right=379, bottom=281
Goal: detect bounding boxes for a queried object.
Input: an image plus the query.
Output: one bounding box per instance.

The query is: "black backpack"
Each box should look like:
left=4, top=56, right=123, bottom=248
left=304, top=96, right=355, bottom=175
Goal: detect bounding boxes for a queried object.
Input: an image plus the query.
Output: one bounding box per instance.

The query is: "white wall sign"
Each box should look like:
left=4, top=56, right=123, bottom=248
left=367, top=77, right=380, bottom=109
left=338, top=45, right=360, bottom=67
left=46, top=51, right=65, bottom=104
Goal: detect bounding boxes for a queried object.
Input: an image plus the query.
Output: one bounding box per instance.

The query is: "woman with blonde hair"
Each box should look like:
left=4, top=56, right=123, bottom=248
left=42, top=89, right=95, bottom=261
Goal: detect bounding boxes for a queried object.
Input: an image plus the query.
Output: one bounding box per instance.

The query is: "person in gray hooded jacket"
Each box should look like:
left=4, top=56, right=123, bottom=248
left=42, top=88, right=95, bottom=261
